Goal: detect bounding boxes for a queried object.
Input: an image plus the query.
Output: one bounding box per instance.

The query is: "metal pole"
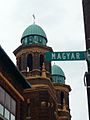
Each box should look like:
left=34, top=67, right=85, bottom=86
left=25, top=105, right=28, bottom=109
left=84, top=72, right=90, bottom=119
left=82, top=0, right=90, bottom=119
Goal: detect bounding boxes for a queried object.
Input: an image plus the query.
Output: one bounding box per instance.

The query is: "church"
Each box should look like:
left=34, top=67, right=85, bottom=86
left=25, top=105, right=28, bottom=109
left=0, top=22, right=71, bottom=120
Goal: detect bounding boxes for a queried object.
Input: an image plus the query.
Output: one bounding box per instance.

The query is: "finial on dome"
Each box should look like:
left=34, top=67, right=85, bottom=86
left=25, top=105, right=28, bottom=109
left=32, top=14, right=35, bottom=24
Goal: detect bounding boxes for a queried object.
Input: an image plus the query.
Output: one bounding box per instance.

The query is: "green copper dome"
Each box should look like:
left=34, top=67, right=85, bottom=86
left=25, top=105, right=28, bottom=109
left=21, top=23, right=47, bottom=46
left=22, top=24, right=47, bottom=39
left=52, top=64, right=65, bottom=84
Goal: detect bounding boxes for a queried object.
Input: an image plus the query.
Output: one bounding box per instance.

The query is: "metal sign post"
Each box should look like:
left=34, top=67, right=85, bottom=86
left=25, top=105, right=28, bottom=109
left=82, top=0, right=90, bottom=119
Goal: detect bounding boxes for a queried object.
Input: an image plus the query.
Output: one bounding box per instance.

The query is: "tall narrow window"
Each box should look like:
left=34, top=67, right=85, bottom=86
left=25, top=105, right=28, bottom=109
left=18, top=57, right=21, bottom=71
left=10, top=98, right=16, bottom=116
left=40, top=54, right=44, bottom=70
left=61, top=91, right=64, bottom=106
left=27, top=54, right=33, bottom=71
left=27, top=99, right=31, bottom=118
left=4, top=108, right=10, bottom=120
left=0, top=104, right=4, bottom=116
left=5, top=93, right=10, bottom=111
left=11, top=114, right=15, bottom=120
left=0, top=86, right=5, bottom=105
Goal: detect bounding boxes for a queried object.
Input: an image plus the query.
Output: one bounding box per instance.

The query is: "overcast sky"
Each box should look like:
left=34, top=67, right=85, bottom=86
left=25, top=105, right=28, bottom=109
left=0, top=0, right=89, bottom=119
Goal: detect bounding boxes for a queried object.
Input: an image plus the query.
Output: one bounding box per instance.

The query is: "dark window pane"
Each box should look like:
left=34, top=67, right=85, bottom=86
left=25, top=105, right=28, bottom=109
left=0, top=104, right=4, bottom=116
left=40, top=54, right=44, bottom=70
left=0, top=87, right=5, bottom=105
left=24, top=38, right=28, bottom=45
left=5, top=93, right=10, bottom=110
left=61, top=91, right=64, bottom=105
left=4, top=108, right=10, bottom=120
left=10, top=98, right=16, bottom=115
left=18, top=57, right=21, bottom=70
left=27, top=54, right=33, bottom=71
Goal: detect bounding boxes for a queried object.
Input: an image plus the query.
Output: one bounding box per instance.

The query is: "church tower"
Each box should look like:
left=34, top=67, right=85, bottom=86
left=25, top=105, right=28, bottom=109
left=14, top=23, right=52, bottom=74
left=14, top=22, right=71, bottom=120
left=52, top=64, right=71, bottom=120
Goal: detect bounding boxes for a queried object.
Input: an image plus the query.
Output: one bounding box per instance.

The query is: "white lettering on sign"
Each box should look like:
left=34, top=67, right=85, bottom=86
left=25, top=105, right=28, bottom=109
left=76, top=53, right=80, bottom=59
left=52, top=53, right=56, bottom=59
left=71, top=53, right=75, bottom=59
left=62, top=53, right=66, bottom=60
left=51, top=52, right=82, bottom=60
left=57, top=53, right=61, bottom=59
left=67, top=53, right=70, bottom=59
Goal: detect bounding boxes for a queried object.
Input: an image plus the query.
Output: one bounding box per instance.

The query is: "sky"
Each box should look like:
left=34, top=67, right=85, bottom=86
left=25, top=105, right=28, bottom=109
left=0, top=0, right=89, bottom=119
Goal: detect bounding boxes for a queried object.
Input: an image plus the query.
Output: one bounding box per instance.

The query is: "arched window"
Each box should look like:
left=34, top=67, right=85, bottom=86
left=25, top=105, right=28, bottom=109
left=40, top=54, right=44, bottom=70
left=61, top=91, right=64, bottom=106
left=18, top=57, right=21, bottom=71
left=27, top=54, right=33, bottom=71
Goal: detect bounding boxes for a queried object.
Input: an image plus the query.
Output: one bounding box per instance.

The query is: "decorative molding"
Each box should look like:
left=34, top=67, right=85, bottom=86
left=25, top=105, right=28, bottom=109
left=54, top=84, right=71, bottom=93
left=15, top=46, right=52, bottom=58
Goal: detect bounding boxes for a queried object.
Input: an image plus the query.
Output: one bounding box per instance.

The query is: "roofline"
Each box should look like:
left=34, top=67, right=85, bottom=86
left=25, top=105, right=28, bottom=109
left=0, top=46, right=31, bottom=88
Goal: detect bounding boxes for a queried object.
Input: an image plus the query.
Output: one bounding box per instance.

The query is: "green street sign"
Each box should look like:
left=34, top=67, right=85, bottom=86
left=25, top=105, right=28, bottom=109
left=45, top=51, right=86, bottom=61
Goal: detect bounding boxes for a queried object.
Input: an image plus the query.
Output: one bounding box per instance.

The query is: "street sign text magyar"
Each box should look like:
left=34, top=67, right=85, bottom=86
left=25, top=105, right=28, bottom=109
left=45, top=51, right=86, bottom=61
